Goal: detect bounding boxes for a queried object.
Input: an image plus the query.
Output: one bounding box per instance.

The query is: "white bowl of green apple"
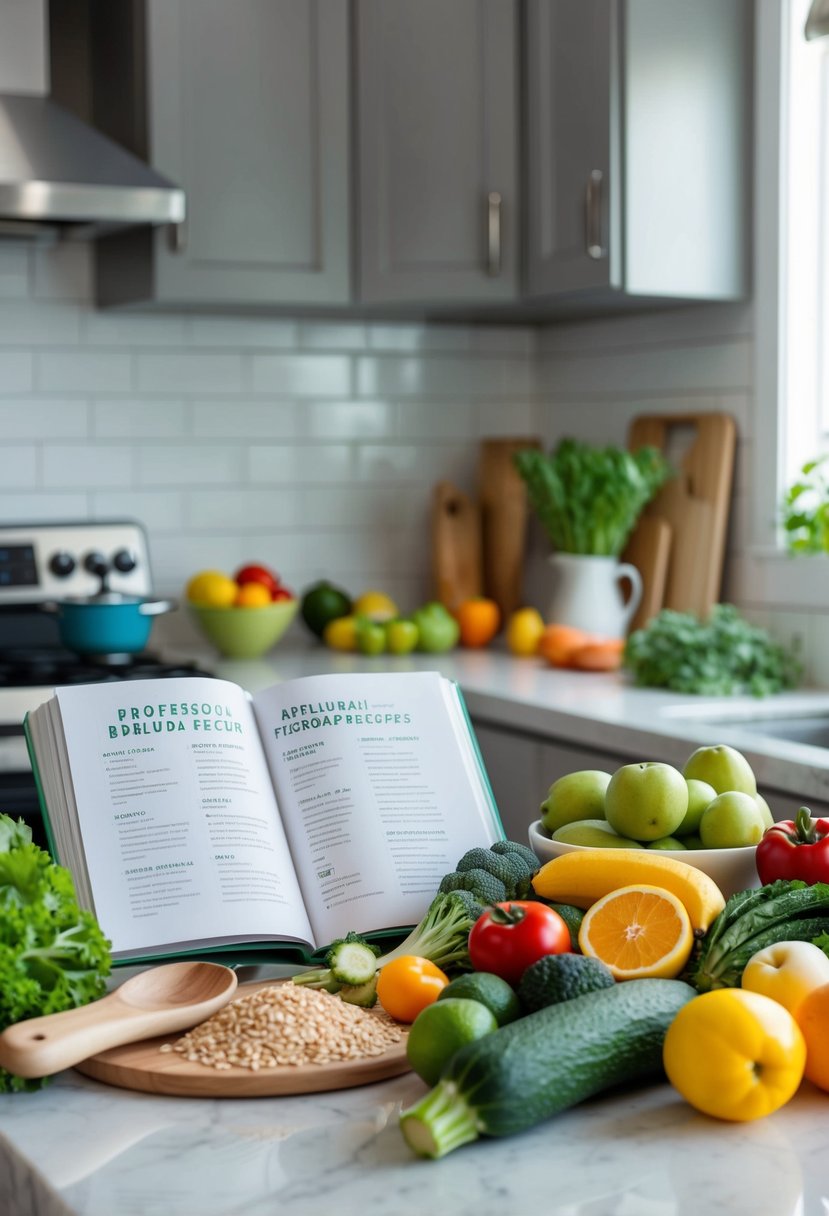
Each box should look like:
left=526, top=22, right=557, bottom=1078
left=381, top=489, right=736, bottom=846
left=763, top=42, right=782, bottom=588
left=528, top=745, right=769, bottom=900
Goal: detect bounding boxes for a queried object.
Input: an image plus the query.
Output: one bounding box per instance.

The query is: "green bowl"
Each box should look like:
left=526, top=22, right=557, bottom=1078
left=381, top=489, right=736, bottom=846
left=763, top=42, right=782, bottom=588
left=189, top=599, right=298, bottom=659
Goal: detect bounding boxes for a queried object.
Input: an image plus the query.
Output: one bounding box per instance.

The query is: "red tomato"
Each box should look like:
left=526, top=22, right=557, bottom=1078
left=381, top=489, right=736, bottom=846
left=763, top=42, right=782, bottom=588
left=468, top=901, right=570, bottom=986
left=234, top=563, right=281, bottom=598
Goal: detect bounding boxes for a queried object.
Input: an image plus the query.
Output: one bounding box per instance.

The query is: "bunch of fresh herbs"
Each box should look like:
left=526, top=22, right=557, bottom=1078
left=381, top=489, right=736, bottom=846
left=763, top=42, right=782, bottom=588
left=781, top=455, right=829, bottom=554
left=623, top=604, right=801, bottom=697
left=513, top=439, right=672, bottom=557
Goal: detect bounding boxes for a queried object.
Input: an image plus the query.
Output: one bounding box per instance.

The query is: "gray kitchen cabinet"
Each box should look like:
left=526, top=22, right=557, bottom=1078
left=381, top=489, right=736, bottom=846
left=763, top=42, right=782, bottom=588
left=355, top=0, right=520, bottom=306
left=94, top=0, right=351, bottom=309
left=525, top=0, right=750, bottom=310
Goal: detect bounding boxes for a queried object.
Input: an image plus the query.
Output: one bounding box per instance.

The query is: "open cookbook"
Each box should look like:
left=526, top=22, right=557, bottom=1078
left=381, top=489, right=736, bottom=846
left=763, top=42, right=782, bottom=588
left=24, top=670, right=504, bottom=965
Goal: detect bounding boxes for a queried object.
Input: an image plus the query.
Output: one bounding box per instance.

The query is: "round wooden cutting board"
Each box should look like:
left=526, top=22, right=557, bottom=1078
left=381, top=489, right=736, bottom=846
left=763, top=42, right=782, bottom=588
left=74, top=981, right=411, bottom=1098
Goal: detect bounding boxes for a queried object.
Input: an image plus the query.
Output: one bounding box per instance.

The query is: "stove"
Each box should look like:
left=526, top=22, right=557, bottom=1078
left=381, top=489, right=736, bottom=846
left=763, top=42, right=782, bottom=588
left=0, top=520, right=215, bottom=841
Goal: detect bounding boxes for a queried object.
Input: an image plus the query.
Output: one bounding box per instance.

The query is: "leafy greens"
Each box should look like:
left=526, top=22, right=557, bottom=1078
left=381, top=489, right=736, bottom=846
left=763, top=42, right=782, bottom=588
left=623, top=604, right=802, bottom=697
left=514, top=439, right=672, bottom=557
left=781, top=455, right=829, bottom=554
left=0, top=815, right=112, bottom=1092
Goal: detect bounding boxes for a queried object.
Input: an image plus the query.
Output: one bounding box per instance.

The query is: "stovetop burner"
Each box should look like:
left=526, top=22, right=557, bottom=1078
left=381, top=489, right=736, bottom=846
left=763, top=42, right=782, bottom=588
left=0, top=648, right=214, bottom=689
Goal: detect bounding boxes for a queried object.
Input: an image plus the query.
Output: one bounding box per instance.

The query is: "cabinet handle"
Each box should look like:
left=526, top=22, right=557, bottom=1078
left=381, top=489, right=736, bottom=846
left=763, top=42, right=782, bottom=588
left=487, top=191, right=502, bottom=277
left=167, top=220, right=188, bottom=254
left=584, top=170, right=605, bottom=260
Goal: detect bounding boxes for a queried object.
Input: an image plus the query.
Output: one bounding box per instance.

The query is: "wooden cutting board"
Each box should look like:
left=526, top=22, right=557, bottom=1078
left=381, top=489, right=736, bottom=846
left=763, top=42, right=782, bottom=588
left=74, top=981, right=410, bottom=1098
left=431, top=481, right=483, bottom=610
left=625, top=412, right=736, bottom=622
left=478, top=437, right=541, bottom=620
left=622, top=516, right=672, bottom=634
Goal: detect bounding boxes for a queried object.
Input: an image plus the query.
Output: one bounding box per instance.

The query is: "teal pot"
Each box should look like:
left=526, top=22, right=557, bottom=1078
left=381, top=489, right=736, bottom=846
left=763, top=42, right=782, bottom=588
left=45, top=594, right=176, bottom=655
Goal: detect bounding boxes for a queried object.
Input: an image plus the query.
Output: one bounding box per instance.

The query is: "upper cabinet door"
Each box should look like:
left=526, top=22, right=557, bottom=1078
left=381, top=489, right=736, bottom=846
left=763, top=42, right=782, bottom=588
left=525, top=0, right=619, bottom=297
left=356, top=0, right=519, bottom=305
left=143, top=0, right=350, bottom=307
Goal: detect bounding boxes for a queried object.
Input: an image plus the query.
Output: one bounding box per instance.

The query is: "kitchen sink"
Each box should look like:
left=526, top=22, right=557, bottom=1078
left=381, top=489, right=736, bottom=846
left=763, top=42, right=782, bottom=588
left=662, top=705, right=829, bottom=750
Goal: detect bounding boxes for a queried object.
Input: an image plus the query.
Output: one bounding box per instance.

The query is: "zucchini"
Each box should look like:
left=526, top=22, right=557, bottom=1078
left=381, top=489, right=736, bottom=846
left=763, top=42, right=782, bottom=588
left=399, top=977, right=694, bottom=1159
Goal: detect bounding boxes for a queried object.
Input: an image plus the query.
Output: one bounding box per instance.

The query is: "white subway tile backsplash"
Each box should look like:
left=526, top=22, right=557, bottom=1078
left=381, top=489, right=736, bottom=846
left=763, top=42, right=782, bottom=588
left=0, top=398, right=88, bottom=439
left=248, top=442, right=353, bottom=484
left=298, top=322, right=368, bottom=350
left=32, top=244, right=92, bottom=302
left=136, top=443, right=246, bottom=487
left=136, top=353, right=244, bottom=394
left=0, top=491, right=89, bottom=521
left=93, top=399, right=187, bottom=439
left=301, top=400, right=397, bottom=440
left=0, top=353, right=34, bottom=393
left=251, top=355, right=351, bottom=396
left=357, top=354, right=537, bottom=398
left=91, top=490, right=186, bottom=534
left=356, top=442, right=473, bottom=484
left=186, top=487, right=299, bottom=530
left=193, top=400, right=296, bottom=440
left=0, top=445, right=37, bottom=487
left=0, top=301, right=80, bottom=345
left=0, top=246, right=29, bottom=298
left=83, top=311, right=188, bottom=348
left=187, top=316, right=297, bottom=349
left=37, top=351, right=131, bottom=393
left=42, top=444, right=133, bottom=488
left=397, top=399, right=473, bottom=440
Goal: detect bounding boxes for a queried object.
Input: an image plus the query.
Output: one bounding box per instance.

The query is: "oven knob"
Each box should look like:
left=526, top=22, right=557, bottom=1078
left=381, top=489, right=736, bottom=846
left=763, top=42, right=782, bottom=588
left=112, top=548, right=138, bottom=574
left=83, top=550, right=110, bottom=578
left=49, top=551, right=76, bottom=578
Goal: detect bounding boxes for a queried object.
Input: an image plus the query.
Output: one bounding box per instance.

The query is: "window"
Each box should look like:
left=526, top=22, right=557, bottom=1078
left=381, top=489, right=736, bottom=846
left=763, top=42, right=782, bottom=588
left=749, top=0, right=829, bottom=605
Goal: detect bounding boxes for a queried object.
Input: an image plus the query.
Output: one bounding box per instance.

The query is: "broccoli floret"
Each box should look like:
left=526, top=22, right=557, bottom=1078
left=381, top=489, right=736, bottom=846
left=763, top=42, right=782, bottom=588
left=456, top=846, right=537, bottom=899
left=490, top=839, right=540, bottom=871
left=440, top=867, right=506, bottom=906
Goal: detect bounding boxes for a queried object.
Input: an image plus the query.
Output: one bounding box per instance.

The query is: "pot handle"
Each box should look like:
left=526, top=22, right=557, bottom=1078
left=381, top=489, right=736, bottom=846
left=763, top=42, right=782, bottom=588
left=138, top=599, right=177, bottom=617
left=615, top=563, right=643, bottom=629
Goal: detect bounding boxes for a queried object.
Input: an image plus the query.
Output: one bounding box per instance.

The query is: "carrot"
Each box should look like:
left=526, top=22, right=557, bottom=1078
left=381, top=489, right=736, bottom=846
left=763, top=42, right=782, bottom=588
left=570, top=639, right=625, bottom=671
left=538, top=624, right=594, bottom=668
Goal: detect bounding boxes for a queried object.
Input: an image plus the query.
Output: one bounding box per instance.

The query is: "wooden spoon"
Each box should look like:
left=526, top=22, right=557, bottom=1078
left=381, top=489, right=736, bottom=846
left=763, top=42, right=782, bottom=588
left=0, top=961, right=238, bottom=1079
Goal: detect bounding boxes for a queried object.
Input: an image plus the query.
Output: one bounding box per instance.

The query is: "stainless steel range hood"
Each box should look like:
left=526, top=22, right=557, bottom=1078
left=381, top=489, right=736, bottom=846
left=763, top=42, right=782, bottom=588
left=0, top=93, right=185, bottom=237
left=0, top=0, right=184, bottom=239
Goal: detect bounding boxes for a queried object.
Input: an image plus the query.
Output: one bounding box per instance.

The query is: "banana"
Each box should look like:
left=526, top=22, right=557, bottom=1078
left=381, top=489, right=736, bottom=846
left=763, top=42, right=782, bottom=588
left=531, top=849, right=726, bottom=933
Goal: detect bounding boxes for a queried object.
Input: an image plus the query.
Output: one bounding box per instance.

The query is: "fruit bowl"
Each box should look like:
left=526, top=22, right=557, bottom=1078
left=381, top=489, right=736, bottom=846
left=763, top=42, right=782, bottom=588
left=527, top=819, right=760, bottom=900
left=189, top=599, right=298, bottom=659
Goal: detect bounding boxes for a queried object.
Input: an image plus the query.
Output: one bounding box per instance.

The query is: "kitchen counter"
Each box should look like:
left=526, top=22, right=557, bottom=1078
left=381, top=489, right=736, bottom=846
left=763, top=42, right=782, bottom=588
left=5, top=639, right=829, bottom=1215
left=187, top=637, right=829, bottom=806
left=1, top=1018, right=828, bottom=1216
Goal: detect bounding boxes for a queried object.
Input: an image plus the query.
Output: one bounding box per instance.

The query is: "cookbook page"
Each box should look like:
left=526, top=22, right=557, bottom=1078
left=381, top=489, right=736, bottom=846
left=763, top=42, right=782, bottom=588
left=53, top=678, right=314, bottom=958
left=251, top=671, right=503, bottom=947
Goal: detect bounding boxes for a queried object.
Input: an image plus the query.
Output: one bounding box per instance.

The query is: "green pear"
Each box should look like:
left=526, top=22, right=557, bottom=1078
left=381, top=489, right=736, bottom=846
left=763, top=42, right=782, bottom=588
left=699, top=791, right=766, bottom=848
left=551, top=819, right=644, bottom=849
left=756, top=793, right=775, bottom=831
left=539, top=769, right=611, bottom=834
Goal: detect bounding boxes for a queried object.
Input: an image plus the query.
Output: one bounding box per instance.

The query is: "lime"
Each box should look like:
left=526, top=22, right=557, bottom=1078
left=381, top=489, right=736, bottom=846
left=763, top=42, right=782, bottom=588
left=300, top=581, right=352, bottom=638
left=438, top=971, right=520, bottom=1026
left=406, top=998, right=497, bottom=1086
left=186, top=569, right=238, bottom=608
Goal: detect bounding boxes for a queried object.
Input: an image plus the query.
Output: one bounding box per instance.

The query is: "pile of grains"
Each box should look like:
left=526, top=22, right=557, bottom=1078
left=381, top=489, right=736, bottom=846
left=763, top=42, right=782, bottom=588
left=160, top=983, right=403, bottom=1071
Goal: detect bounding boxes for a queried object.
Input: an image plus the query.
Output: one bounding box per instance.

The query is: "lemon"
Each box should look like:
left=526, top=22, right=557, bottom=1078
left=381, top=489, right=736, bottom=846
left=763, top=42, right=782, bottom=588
left=406, top=998, right=497, bottom=1086
left=352, top=590, right=399, bottom=623
left=506, top=607, right=545, bottom=656
left=186, top=570, right=238, bottom=608
left=323, top=615, right=358, bottom=652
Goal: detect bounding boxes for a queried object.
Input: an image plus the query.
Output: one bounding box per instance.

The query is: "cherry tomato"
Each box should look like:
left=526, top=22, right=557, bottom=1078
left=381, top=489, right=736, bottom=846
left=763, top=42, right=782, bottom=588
left=375, top=955, right=449, bottom=1022
left=271, top=586, right=295, bottom=601
left=234, top=563, right=281, bottom=598
left=468, top=901, right=570, bottom=986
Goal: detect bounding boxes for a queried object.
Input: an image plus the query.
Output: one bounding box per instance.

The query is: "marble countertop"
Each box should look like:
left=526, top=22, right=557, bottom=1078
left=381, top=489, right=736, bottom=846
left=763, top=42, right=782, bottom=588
left=1, top=1039, right=828, bottom=1216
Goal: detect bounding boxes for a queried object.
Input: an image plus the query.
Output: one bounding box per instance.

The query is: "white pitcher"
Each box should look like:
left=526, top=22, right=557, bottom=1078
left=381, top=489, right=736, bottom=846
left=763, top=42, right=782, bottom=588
left=547, top=553, right=643, bottom=639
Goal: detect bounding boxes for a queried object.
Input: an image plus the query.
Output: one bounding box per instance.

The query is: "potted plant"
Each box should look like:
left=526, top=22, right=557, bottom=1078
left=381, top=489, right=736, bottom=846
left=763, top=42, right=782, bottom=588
left=781, top=456, right=829, bottom=553
left=514, top=439, right=672, bottom=638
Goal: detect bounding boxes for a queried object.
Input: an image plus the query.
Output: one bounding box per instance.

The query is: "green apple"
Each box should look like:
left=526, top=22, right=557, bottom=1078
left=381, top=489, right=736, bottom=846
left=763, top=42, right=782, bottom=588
left=675, top=778, right=717, bottom=836
left=699, top=791, right=766, bottom=848
left=412, top=602, right=460, bottom=653
left=356, top=618, right=386, bottom=655
left=648, top=836, right=687, bottom=850
left=539, top=770, right=611, bottom=834
left=551, top=820, right=644, bottom=849
left=604, top=762, right=689, bottom=842
left=756, top=793, right=775, bottom=831
left=682, top=744, right=757, bottom=796
left=385, top=617, right=419, bottom=655
left=681, top=834, right=705, bottom=850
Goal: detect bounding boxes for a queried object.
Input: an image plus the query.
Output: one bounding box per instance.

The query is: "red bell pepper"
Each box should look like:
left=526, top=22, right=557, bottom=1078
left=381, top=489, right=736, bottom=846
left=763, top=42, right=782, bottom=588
left=756, top=806, right=829, bottom=885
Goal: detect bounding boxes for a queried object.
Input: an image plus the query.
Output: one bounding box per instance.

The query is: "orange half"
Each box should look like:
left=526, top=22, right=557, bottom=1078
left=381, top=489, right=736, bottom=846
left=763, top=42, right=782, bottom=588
left=577, top=883, right=694, bottom=980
